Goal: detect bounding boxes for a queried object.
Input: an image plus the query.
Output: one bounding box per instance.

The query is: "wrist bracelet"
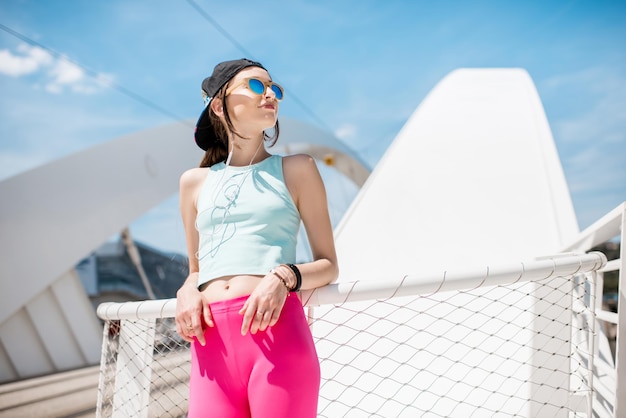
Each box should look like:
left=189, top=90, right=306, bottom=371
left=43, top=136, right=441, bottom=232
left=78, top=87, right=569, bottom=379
left=285, top=263, right=302, bottom=292
left=270, top=268, right=291, bottom=291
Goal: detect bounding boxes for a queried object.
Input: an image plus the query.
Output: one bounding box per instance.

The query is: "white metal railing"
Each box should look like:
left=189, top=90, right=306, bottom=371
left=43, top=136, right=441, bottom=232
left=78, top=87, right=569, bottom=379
left=97, top=250, right=610, bottom=417
left=561, top=201, right=625, bottom=417
left=304, top=252, right=607, bottom=417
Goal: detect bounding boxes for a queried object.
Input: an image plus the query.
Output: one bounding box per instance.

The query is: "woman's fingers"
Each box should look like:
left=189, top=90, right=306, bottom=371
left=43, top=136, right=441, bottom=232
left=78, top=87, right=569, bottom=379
left=239, top=301, right=256, bottom=336
left=190, top=311, right=211, bottom=346
left=247, top=308, right=271, bottom=334
left=176, top=318, right=196, bottom=344
left=176, top=291, right=212, bottom=346
left=268, top=308, right=281, bottom=327
left=240, top=293, right=286, bottom=335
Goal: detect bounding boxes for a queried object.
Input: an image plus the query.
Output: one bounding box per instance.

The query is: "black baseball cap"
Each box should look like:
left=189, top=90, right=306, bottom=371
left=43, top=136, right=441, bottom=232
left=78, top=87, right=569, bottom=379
left=194, top=58, right=266, bottom=151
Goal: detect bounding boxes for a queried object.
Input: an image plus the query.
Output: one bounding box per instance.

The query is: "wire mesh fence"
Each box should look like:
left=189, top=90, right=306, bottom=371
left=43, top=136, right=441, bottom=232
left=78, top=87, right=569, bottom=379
left=96, top=252, right=605, bottom=417
left=97, top=318, right=190, bottom=418
left=311, top=274, right=595, bottom=417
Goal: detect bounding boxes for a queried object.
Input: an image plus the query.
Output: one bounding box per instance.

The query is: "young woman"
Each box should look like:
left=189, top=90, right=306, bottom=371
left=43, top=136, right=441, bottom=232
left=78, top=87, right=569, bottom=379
left=175, top=58, right=338, bottom=418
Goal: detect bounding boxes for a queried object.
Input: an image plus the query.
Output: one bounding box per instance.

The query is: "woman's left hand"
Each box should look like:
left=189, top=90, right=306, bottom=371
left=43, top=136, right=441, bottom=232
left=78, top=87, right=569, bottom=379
left=239, top=272, right=289, bottom=335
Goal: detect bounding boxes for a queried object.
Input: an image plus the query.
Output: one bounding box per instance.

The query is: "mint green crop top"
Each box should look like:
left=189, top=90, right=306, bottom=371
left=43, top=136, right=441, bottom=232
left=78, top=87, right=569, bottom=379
left=195, top=154, right=300, bottom=287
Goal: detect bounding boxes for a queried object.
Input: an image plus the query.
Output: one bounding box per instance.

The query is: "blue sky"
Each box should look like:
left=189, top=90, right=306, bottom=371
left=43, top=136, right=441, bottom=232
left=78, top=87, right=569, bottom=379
left=1, top=0, right=624, bottom=255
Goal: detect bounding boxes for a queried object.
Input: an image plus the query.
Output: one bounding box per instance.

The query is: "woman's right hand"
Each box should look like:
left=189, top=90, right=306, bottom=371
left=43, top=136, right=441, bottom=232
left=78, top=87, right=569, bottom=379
left=175, top=278, right=213, bottom=346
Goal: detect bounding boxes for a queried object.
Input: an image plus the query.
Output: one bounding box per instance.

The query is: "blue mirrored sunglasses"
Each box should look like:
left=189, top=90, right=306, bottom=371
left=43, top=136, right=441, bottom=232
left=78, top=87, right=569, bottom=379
left=225, top=77, right=284, bottom=101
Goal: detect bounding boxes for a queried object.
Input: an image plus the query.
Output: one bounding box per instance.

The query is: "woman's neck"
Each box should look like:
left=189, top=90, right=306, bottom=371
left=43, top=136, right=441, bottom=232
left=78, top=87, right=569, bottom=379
left=227, top=136, right=268, bottom=167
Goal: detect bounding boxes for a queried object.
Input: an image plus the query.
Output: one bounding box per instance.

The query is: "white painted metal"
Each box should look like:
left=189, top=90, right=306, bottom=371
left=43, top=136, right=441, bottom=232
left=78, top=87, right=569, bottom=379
left=617, top=210, right=625, bottom=418
left=0, top=307, right=54, bottom=378
left=50, top=270, right=103, bottom=364
left=562, top=201, right=624, bottom=418
left=96, top=324, right=109, bottom=418
left=97, top=298, right=178, bottom=321
left=302, top=252, right=605, bottom=307
left=0, top=121, right=198, bottom=325
left=26, top=279, right=87, bottom=369
left=333, top=68, right=579, bottom=281
left=0, top=270, right=102, bottom=382
left=121, top=228, right=156, bottom=300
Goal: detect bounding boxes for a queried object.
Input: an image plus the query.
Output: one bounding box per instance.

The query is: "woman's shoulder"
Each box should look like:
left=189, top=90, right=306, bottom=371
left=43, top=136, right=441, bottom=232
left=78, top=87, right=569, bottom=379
left=179, top=166, right=209, bottom=188
left=281, top=154, right=323, bottom=198
left=282, top=153, right=317, bottom=174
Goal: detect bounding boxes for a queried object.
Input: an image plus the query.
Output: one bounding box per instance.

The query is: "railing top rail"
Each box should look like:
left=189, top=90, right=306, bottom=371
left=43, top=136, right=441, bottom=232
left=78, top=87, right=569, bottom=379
left=97, top=252, right=606, bottom=321
left=301, top=251, right=605, bottom=307
left=97, top=297, right=177, bottom=321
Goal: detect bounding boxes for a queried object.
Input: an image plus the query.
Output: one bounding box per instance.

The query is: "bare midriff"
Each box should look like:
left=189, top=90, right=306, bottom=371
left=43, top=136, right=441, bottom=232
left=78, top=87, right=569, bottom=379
left=198, top=275, right=264, bottom=304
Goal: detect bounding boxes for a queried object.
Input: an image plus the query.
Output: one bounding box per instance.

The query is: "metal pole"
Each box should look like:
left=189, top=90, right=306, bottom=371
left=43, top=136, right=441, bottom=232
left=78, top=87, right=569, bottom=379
left=121, top=228, right=156, bottom=300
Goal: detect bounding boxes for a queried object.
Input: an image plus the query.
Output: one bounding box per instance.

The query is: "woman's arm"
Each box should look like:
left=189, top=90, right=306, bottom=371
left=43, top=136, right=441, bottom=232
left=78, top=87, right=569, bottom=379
left=285, top=153, right=339, bottom=288
left=175, top=168, right=212, bottom=345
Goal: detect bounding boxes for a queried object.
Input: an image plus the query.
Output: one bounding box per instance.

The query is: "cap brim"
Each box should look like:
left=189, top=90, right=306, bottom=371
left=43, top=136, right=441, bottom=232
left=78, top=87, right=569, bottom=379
left=194, top=105, right=217, bottom=151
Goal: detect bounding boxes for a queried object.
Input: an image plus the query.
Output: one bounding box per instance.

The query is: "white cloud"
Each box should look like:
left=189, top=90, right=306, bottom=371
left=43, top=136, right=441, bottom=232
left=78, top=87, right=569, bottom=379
left=334, top=123, right=357, bottom=140
left=51, top=59, right=84, bottom=84
left=46, top=59, right=95, bottom=94
left=0, top=43, right=113, bottom=94
left=0, top=44, right=53, bottom=76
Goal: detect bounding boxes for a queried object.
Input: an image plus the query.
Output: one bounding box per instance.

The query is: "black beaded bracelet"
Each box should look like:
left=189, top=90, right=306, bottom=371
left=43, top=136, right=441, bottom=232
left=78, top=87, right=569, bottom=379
left=285, top=263, right=302, bottom=292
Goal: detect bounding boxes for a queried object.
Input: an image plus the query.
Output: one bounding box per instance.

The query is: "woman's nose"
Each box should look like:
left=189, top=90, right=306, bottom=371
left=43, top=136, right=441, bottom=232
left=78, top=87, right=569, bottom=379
left=264, top=85, right=276, bottom=100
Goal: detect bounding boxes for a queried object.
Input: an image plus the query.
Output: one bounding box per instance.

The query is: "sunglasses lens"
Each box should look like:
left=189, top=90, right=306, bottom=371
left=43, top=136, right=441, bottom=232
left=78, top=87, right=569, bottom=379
left=246, top=78, right=284, bottom=100
left=270, top=84, right=284, bottom=100
left=247, top=78, right=265, bottom=95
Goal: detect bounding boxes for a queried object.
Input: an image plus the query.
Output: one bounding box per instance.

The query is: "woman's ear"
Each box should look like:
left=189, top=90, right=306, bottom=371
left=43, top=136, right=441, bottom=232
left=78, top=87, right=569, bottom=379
left=210, top=98, right=224, bottom=117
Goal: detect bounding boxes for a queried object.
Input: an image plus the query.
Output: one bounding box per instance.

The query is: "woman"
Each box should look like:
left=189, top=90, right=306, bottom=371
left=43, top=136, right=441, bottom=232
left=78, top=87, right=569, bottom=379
left=175, top=58, right=338, bottom=418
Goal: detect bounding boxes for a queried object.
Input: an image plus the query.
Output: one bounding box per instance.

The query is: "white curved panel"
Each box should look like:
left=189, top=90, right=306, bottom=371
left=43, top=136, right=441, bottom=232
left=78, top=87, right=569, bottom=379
left=334, top=68, right=579, bottom=282
left=0, top=121, right=199, bottom=324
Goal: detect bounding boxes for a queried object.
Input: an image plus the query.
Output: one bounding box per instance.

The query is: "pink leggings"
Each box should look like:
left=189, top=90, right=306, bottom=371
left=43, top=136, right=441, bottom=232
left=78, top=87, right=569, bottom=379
left=188, top=293, right=321, bottom=418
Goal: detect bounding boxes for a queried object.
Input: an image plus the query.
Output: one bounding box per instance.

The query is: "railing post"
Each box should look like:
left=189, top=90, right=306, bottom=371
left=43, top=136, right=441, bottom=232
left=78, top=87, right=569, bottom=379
left=614, top=204, right=625, bottom=418
left=112, top=318, right=156, bottom=418
left=588, top=271, right=598, bottom=418
left=96, top=321, right=112, bottom=418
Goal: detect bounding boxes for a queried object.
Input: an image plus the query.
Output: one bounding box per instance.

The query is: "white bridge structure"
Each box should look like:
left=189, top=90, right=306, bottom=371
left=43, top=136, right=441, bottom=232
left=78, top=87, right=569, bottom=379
left=0, top=68, right=623, bottom=417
